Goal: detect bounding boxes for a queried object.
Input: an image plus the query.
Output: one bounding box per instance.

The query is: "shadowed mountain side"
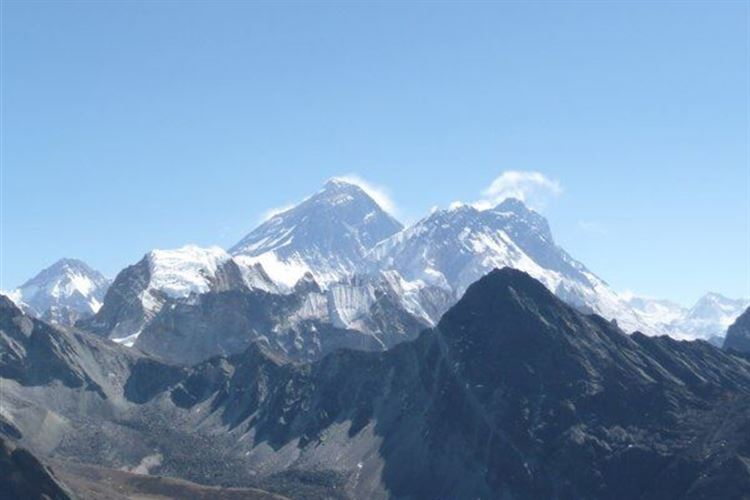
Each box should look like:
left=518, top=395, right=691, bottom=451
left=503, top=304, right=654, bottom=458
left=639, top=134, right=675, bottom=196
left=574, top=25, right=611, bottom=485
left=725, top=307, right=750, bottom=354
left=3, top=270, right=750, bottom=499
left=0, top=437, right=75, bottom=500
left=133, top=269, right=750, bottom=499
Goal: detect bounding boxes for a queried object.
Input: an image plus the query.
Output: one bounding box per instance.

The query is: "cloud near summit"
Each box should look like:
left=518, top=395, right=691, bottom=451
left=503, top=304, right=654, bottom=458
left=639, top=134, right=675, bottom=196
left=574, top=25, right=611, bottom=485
left=474, top=171, right=562, bottom=211
left=260, top=174, right=398, bottom=222
left=331, top=174, right=398, bottom=216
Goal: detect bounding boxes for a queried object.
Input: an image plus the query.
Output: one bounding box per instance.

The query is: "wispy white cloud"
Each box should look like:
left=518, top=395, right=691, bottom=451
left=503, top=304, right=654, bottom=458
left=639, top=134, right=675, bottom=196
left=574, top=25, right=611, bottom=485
left=258, top=174, right=398, bottom=222
left=331, top=174, right=398, bottom=215
left=474, top=170, right=562, bottom=211
left=260, top=203, right=296, bottom=222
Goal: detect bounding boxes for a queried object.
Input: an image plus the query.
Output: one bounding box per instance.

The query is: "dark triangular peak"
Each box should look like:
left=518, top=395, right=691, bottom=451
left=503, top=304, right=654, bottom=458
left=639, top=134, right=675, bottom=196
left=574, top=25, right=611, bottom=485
left=438, top=266, right=605, bottom=347
left=292, top=271, right=321, bottom=295
left=433, top=268, right=750, bottom=427
left=435, top=267, right=634, bottom=416
left=724, top=306, right=750, bottom=353
left=0, top=294, right=21, bottom=314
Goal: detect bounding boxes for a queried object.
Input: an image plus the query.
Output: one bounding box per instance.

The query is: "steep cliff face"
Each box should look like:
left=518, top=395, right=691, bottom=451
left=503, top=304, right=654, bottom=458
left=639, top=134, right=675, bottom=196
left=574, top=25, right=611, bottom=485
left=724, top=306, right=750, bottom=353
left=0, top=437, right=75, bottom=500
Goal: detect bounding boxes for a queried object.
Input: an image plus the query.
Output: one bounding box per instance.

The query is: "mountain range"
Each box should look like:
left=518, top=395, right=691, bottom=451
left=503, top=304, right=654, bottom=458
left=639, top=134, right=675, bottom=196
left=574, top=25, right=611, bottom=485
left=6, top=179, right=745, bottom=354
left=2, top=269, right=750, bottom=499
left=626, top=293, right=750, bottom=344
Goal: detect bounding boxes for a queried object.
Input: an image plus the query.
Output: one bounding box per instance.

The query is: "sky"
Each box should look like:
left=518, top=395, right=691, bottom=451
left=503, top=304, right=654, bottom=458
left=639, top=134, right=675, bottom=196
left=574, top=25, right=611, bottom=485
left=1, top=1, right=748, bottom=305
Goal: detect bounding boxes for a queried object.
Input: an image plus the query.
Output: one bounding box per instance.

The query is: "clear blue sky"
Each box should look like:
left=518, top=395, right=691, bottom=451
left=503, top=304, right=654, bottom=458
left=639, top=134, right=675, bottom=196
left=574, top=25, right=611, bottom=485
left=2, top=1, right=748, bottom=305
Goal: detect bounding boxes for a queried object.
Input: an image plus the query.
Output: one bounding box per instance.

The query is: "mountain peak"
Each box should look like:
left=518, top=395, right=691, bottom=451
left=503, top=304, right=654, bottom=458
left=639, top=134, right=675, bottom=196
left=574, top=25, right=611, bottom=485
left=322, top=177, right=364, bottom=192
left=492, top=196, right=529, bottom=212
left=20, top=258, right=104, bottom=288
left=439, top=267, right=562, bottom=330
left=0, top=294, right=21, bottom=313
left=230, top=180, right=403, bottom=287
left=9, top=258, right=111, bottom=322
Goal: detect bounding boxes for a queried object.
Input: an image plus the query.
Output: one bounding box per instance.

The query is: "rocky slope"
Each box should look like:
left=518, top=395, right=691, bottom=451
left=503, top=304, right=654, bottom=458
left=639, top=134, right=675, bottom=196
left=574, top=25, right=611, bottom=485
left=133, top=270, right=452, bottom=365
left=4, top=270, right=750, bottom=499
left=0, top=436, right=75, bottom=500
left=76, top=245, right=275, bottom=346
left=79, top=241, right=451, bottom=364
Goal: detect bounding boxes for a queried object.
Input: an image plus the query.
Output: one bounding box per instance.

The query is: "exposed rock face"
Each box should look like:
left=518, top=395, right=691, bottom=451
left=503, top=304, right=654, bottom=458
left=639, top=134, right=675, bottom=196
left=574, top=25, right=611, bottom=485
left=724, top=306, right=750, bottom=353
left=77, top=246, right=255, bottom=346
left=133, top=289, right=383, bottom=365
left=0, top=437, right=74, bottom=500
left=0, top=294, right=142, bottom=404
left=133, top=271, right=452, bottom=365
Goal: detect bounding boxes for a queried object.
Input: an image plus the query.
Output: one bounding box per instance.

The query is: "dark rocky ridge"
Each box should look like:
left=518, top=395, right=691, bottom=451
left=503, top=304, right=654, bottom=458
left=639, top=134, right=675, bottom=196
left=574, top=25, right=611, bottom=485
left=725, top=306, right=750, bottom=354
left=0, top=436, right=74, bottom=500
left=3, top=270, right=750, bottom=499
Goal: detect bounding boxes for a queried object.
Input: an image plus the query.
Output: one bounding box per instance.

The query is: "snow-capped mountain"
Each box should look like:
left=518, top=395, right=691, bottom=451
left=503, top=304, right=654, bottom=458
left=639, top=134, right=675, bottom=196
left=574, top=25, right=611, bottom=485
left=621, top=295, right=686, bottom=327
left=368, top=198, right=654, bottom=334
left=5, top=258, right=111, bottom=325
left=285, top=269, right=453, bottom=335
left=80, top=241, right=451, bottom=363
left=625, top=292, right=749, bottom=341
left=132, top=269, right=454, bottom=365
left=230, top=179, right=403, bottom=287
left=78, top=245, right=276, bottom=346
left=680, top=293, right=750, bottom=338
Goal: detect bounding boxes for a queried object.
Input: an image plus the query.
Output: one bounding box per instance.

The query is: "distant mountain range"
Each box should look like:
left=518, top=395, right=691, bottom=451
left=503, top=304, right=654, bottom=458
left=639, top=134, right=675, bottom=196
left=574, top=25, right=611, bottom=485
left=5, top=179, right=746, bottom=357
left=626, top=292, right=750, bottom=343
left=3, top=269, right=750, bottom=499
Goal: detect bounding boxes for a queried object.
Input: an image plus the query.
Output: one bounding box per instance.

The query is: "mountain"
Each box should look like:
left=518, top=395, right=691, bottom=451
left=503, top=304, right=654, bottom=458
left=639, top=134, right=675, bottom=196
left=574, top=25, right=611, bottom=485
left=5, top=258, right=111, bottom=326
left=627, top=292, right=750, bottom=341
left=77, top=245, right=275, bottom=346
left=78, top=243, right=443, bottom=362
left=0, top=436, right=74, bottom=500
left=724, top=306, right=750, bottom=353
left=230, top=179, right=403, bottom=287
left=6, top=270, right=750, bottom=499
left=369, top=199, right=653, bottom=334
left=678, top=293, right=750, bottom=339
left=622, top=295, right=686, bottom=327
left=133, top=269, right=452, bottom=365
left=0, top=295, right=287, bottom=500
